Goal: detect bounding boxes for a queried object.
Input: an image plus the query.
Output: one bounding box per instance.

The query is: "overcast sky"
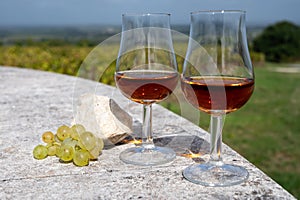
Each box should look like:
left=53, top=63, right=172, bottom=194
left=0, top=0, right=299, bottom=26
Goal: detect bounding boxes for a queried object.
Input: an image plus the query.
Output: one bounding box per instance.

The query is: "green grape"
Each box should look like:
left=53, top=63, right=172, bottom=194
left=88, top=146, right=100, bottom=160
left=42, top=131, right=54, bottom=143
left=33, top=145, right=48, bottom=160
left=89, top=137, right=104, bottom=160
left=70, top=130, right=79, bottom=141
left=53, top=142, right=61, bottom=156
left=79, top=131, right=96, bottom=151
left=77, top=140, right=86, bottom=150
left=62, top=138, right=78, bottom=149
left=47, top=144, right=57, bottom=156
left=56, top=125, right=72, bottom=141
left=73, top=149, right=89, bottom=167
left=71, top=124, right=85, bottom=140
left=62, top=137, right=72, bottom=145
left=58, top=144, right=74, bottom=162
left=33, top=124, right=104, bottom=166
left=72, top=124, right=85, bottom=134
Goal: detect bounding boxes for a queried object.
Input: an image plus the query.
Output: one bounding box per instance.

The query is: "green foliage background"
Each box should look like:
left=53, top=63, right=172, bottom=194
left=0, top=45, right=90, bottom=75
left=253, top=21, right=300, bottom=62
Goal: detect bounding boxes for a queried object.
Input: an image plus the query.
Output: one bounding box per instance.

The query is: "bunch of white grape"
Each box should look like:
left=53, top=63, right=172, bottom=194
left=33, top=124, right=104, bottom=167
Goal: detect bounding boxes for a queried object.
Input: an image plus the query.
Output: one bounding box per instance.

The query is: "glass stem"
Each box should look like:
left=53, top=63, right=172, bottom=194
left=209, top=114, right=225, bottom=165
left=142, top=104, right=155, bottom=149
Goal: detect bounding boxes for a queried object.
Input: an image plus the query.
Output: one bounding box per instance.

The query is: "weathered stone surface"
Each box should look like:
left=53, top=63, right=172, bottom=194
left=0, top=66, right=296, bottom=199
left=73, top=94, right=132, bottom=145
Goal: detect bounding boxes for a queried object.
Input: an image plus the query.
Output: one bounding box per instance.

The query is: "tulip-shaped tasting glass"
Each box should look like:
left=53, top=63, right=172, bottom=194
left=115, top=13, right=179, bottom=166
left=181, top=10, right=254, bottom=186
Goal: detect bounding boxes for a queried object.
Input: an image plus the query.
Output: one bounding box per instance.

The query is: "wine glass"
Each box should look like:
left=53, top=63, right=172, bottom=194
left=115, top=13, right=179, bottom=166
left=181, top=10, right=254, bottom=186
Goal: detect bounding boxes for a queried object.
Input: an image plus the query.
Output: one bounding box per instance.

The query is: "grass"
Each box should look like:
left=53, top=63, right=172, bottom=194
left=0, top=45, right=299, bottom=198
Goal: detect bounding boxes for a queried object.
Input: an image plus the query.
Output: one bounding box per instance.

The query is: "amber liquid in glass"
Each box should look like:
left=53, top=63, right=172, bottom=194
left=181, top=76, right=254, bottom=114
left=115, top=70, right=178, bottom=104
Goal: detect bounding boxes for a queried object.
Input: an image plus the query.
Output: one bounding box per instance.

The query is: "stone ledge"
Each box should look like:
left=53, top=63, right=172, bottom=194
left=0, top=66, right=296, bottom=199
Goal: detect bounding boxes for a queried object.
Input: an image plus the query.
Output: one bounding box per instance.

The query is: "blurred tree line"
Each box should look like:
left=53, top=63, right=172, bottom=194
left=252, top=21, right=300, bottom=63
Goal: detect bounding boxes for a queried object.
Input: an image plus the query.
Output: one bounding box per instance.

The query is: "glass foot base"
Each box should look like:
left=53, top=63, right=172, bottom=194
left=119, top=146, right=176, bottom=166
left=183, top=163, right=249, bottom=187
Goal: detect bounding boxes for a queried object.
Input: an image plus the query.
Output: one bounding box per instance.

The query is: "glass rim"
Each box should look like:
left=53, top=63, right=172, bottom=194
left=191, top=10, right=246, bottom=15
left=122, top=13, right=171, bottom=17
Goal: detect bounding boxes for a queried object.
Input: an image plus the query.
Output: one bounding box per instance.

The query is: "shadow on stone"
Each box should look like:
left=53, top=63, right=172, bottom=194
left=116, top=134, right=210, bottom=163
